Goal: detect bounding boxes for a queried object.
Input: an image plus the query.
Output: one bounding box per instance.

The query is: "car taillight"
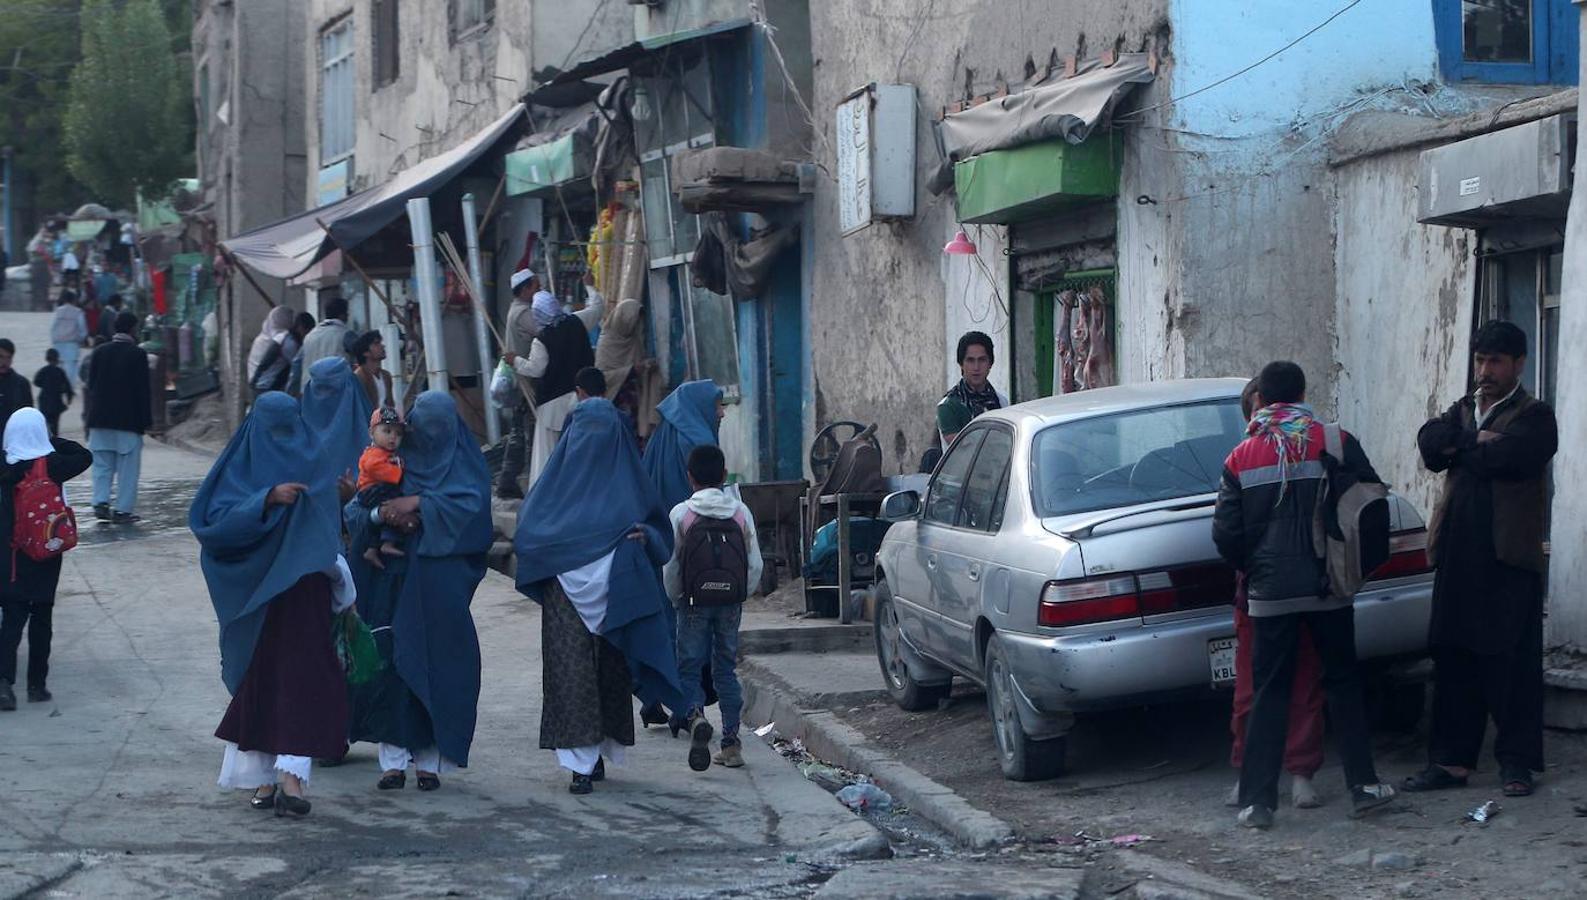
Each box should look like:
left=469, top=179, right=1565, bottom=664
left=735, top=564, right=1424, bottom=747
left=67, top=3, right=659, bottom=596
left=1136, top=564, right=1236, bottom=615
left=1372, top=528, right=1431, bottom=580
left=1039, top=576, right=1140, bottom=627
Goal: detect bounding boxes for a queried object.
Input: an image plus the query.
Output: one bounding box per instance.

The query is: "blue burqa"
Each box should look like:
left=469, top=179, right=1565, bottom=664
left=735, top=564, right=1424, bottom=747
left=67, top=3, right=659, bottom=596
left=514, top=398, right=683, bottom=712
left=301, top=356, right=374, bottom=479
left=344, top=391, right=490, bottom=766
left=640, top=380, right=721, bottom=513
left=190, top=393, right=342, bottom=694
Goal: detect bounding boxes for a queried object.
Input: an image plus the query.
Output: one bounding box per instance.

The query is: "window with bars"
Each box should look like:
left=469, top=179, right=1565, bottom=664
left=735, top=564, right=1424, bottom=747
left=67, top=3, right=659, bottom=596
left=450, top=0, right=495, bottom=41
left=319, top=19, right=355, bottom=163
left=372, top=0, right=399, bottom=89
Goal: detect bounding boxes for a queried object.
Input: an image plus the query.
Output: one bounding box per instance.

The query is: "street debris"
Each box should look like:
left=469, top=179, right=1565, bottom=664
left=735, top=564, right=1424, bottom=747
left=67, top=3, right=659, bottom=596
left=1466, top=801, right=1501, bottom=825
left=1046, top=831, right=1155, bottom=849
left=753, top=722, right=777, bottom=737
left=836, top=783, right=893, bottom=813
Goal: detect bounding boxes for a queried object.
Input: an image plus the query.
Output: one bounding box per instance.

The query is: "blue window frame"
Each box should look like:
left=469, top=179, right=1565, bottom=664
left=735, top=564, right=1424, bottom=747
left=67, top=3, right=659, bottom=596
left=1435, top=0, right=1579, bottom=84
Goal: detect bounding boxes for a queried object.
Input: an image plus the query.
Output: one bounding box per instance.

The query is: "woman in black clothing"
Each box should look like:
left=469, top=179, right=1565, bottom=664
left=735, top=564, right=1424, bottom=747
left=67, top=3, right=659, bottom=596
left=0, top=408, right=92, bottom=710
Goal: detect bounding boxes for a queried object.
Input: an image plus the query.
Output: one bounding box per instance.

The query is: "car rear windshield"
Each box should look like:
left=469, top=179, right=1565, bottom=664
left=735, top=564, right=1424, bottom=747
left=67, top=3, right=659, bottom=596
left=1031, top=399, right=1246, bottom=517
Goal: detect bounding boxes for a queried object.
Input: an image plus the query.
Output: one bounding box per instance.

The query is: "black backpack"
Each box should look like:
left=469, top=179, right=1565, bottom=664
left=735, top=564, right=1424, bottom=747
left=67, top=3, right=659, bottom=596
left=679, top=511, right=749, bottom=607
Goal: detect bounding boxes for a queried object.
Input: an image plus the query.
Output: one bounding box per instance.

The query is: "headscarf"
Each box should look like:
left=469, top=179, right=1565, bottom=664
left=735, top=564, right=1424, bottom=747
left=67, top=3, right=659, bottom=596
left=1247, top=401, right=1315, bottom=502
left=641, top=379, right=721, bottom=514
left=247, top=306, right=295, bottom=374
left=4, top=408, right=53, bottom=465
left=402, top=391, right=493, bottom=557
left=594, top=299, right=644, bottom=400
left=531, top=289, right=562, bottom=329
left=514, top=398, right=682, bottom=711
left=189, top=393, right=342, bottom=694
left=301, top=355, right=374, bottom=479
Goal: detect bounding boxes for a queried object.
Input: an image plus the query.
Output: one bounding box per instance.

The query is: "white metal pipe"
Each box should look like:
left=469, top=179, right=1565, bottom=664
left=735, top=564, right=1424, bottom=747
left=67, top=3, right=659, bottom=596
left=406, top=197, right=449, bottom=392
left=460, top=192, right=499, bottom=444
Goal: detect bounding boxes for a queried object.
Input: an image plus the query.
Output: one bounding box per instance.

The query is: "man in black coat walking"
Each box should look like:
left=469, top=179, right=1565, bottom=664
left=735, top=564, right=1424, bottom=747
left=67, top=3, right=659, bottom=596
left=85, top=312, right=151, bottom=524
left=0, top=338, right=35, bottom=438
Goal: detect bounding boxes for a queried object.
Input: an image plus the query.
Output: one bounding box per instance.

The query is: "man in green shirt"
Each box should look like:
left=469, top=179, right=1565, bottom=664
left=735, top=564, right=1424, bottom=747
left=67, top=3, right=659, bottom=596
left=936, top=331, right=1008, bottom=449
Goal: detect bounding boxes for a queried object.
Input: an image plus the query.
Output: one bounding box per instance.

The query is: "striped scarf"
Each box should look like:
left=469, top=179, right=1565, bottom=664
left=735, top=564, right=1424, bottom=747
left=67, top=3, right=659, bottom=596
left=1247, top=402, right=1315, bottom=502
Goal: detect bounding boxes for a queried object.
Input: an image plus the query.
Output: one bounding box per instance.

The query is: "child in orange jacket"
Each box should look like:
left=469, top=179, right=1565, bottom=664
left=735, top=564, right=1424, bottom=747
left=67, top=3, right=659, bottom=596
left=357, top=407, right=407, bottom=569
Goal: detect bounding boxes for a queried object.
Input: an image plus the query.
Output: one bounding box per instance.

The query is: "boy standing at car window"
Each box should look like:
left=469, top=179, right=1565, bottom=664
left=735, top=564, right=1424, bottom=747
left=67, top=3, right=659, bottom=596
left=1403, top=321, right=1556, bottom=799
left=1225, top=378, right=1327, bottom=812
left=1212, top=361, right=1397, bottom=829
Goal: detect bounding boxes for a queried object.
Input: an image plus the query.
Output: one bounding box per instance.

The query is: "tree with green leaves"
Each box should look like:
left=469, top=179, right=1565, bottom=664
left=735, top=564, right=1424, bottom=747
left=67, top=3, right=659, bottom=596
left=0, top=1, right=89, bottom=233
left=63, top=0, right=193, bottom=209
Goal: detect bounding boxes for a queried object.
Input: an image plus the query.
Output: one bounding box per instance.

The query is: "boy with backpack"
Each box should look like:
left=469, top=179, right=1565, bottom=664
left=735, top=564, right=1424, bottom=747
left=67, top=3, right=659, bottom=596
left=662, top=445, right=763, bottom=768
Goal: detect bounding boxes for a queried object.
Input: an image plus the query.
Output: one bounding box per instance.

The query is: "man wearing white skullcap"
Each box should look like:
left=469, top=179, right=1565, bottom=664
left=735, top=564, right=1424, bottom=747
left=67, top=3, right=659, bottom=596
left=496, top=268, right=541, bottom=498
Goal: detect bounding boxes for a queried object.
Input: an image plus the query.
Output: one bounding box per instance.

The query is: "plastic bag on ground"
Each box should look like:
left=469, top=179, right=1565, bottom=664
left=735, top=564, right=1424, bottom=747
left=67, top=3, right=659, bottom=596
left=836, top=782, right=892, bottom=813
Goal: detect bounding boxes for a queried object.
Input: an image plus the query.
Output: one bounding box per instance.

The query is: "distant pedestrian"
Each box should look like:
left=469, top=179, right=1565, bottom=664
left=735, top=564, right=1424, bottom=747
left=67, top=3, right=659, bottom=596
left=496, top=268, right=545, bottom=499
left=513, top=395, right=695, bottom=794
left=85, top=312, right=151, bottom=524
left=0, top=409, right=92, bottom=711
left=1212, top=361, right=1398, bottom=828
left=345, top=391, right=489, bottom=793
left=662, top=444, right=762, bottom=769
left=59, top=245, right=80, bottom=289
left=247, top=307, right=298, bottom=396
left=1225, top=378, right=1325, bottom=810
left=298, top=292, right=351, bottom=381
left=285, top=312, right=317, bottom=396
left=349, top=330, right=395, bottom=410
left=96, top=293, right=125, bottom=343
left=190, top=393, right=354, bottom=818
left=33, top=349, right=74, bottom=437
left=1404, top=321, right=1557, bottom=799
left=49, top=291, right=88, bottom=385
left=500, top=272, right=604, bottom=494
left=0, top=339, right=35, bottom=439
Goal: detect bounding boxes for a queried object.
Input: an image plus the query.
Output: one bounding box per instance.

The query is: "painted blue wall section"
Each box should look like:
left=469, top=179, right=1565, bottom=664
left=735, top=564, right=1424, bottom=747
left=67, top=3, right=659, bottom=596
left=1169, top=0, right=1440, bottom=137
left=765, top=239, right=805, bottom=479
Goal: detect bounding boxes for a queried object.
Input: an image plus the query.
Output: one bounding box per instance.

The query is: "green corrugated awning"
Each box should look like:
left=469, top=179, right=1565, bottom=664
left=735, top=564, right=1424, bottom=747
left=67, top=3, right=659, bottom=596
left=505, top=133, right=585, bottom=196
left=954, top=134, right=1121, bottom=225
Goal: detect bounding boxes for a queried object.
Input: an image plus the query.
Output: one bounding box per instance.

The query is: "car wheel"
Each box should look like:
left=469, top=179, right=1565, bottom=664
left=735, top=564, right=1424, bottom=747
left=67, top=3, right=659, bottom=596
left=1369, top=678, right=1426, bottom=733
left=873, top=578, right=950, bottom=711
left=984, top=634, right=1067, bottom=781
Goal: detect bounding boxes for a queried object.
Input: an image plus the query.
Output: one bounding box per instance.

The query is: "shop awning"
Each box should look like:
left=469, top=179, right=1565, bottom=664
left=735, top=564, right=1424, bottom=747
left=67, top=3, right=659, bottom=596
left=506, top=102, right=604, bottom=196
left=955, top=133, right=1122, bottom=225
left=524, top=18, right=749, bottom=105
left=222, top=104, right=526, bottom=280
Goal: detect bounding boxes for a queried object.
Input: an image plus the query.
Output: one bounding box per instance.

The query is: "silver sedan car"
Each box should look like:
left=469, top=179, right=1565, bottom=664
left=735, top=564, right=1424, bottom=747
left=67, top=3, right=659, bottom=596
left=873, top=378, right=1434, bottom=780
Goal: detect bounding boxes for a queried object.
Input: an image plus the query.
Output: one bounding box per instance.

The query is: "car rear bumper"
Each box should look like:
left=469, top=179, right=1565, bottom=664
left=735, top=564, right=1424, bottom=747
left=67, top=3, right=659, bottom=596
left=1003, top=578, right=1433, bottom=714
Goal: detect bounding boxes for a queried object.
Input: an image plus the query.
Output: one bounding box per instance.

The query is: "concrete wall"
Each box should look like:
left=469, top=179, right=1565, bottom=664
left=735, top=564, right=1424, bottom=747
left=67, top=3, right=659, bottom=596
left=1332, top=147, right=1475, bottom=519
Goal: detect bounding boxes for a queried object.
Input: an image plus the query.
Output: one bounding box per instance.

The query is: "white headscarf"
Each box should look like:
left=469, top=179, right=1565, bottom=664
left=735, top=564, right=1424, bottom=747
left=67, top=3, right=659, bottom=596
left=247, top=306, right=296, bottom=373
left=531, top=290, right=562, bottom=329
left=5, top=408, right=54, bottom=466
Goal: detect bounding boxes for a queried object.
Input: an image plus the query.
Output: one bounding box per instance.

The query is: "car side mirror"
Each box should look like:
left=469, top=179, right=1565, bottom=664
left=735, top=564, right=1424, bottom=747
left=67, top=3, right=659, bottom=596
left=880, top=490, right=920, bottom=522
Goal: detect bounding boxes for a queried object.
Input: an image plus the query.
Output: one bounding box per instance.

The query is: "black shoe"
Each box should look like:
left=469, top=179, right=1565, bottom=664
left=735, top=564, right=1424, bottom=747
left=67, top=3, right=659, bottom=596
left=569, top=773, right=594, bottom=795
left=1401, top=765, right=1467, bottom=793
left=640, top=703, right=669, bottom=728
left=250, top=788, right=277, bottom=810
left=592, top=758, right=606, bottom=782
left=93, top=504, right=112, bottom=521
left=274, top=793, right=312, bottom=817
left=0, top=682, right=14, bottom=712
left=688, top=715, right=715, bottom=772
left=1237, top=805, right=1274, bottom=829
left=416, top=773, right=441, bottom=792
left=1350, top=783, right=1398, bottom=817
left=26, top=686, right=50, bottom=703
left=111, top=512, right=141, bottom=525
left=377, top=771, right=406, bottom=791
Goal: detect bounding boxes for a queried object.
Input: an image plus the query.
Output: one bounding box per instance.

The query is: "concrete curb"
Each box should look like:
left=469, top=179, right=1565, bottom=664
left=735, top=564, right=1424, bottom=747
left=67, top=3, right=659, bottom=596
left=741, top=658, right=1016, bottom=851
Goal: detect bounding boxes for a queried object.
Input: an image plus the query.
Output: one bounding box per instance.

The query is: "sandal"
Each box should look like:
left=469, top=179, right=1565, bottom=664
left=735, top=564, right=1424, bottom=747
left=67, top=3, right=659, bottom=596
left=416, top=772, right=440, bottom=792
left=1501, top=766, right=1534, bottom=797
left=377, top=771, right=407, bottom=791
left=1400, top=765, right=1468, bottom=792
left=249, top=788, right=276, bottom=810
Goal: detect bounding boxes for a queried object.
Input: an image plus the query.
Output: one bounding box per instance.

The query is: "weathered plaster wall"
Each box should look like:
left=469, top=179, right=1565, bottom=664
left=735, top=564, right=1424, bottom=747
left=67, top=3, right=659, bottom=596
left=809, top=0, right=1172, bottom=476
left=1332, top=148, right=1474, bottom=520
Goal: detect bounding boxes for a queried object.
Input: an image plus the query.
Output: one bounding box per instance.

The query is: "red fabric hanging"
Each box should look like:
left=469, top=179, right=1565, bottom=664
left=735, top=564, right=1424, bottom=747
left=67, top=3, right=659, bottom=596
left=151, top=268, right=168, bottom=314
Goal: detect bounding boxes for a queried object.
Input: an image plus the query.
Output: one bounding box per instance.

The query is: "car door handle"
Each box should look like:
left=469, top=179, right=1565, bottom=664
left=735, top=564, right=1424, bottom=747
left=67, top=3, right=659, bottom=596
left=967, top=565, right=981, bottom=582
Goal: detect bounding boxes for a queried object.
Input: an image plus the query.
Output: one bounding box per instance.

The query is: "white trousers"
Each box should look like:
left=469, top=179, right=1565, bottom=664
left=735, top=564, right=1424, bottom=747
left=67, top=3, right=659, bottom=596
left=218, top=743, right=312, bottom=789
left=556, top=740, right=627, bottom=776
left=378, top=743, right=456, bottom=774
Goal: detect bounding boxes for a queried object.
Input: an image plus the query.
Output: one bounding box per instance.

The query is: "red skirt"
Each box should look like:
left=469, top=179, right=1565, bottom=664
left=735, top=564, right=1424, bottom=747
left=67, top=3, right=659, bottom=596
left=215, top=574, right=350, bottom=759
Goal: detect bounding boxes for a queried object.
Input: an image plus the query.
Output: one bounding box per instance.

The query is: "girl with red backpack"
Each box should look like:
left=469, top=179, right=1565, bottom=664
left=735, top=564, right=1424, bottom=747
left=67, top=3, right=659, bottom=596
left=0, top=408, right=91, bottom=711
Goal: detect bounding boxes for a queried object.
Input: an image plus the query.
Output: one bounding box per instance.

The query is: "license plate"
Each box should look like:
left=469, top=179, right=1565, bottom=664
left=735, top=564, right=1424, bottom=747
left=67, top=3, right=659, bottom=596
left=1208, top=637, right=1238, bottom=686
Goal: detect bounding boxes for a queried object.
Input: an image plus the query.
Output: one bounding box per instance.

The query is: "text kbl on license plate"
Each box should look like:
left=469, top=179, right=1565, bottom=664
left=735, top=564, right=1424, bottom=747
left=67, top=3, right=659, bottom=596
left=1208, top=636, right=1237, bottom=686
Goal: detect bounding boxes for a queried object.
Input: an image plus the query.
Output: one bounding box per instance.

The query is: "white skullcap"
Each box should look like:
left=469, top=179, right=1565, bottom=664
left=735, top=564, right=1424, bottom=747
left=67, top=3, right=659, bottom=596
left=510, top=269, right=535, bottom=291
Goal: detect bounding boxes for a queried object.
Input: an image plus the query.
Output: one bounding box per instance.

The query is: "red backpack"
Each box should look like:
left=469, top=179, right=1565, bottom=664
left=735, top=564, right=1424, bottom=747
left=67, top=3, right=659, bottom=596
left=12, top=458, right=77, bottom=578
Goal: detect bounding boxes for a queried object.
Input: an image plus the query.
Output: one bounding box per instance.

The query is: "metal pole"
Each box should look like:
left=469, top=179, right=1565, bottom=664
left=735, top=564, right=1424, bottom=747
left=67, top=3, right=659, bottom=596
left=460, top=192, right=499, bottom=444
left=405, top=198, right=448, bottom=392
left=2, top=146, right=13, bottom=261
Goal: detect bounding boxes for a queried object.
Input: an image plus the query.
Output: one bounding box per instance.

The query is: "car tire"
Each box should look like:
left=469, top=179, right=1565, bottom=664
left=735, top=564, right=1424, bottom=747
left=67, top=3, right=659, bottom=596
left=1369, top=678, right=1426, bottom=733
left=984, top=634, right=1067, bottom=782
left=873, top=578, right=950, bottom=712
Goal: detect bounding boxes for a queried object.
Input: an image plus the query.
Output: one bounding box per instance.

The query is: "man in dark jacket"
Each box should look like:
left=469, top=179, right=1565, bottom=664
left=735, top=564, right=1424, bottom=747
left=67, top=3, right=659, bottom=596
left=1212, top=361, right=1397, bottom=829
left=1404, top=321, right=1557, bottom=799
left=0, top=338, right=35, bottom=438
left=85, top=312, right=152, bottom=524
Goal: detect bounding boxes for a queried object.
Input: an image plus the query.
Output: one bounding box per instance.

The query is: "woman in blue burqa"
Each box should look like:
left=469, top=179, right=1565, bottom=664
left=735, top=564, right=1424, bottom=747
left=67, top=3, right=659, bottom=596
left=343, top=391, right=490, bottom=792
left=515, top=396, right=712, bottom=795
left=301, top=355, right=375, bottom=481
left=641, top=379, right=724, bottom=513
left=190, top=392, right=357, bottom=818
